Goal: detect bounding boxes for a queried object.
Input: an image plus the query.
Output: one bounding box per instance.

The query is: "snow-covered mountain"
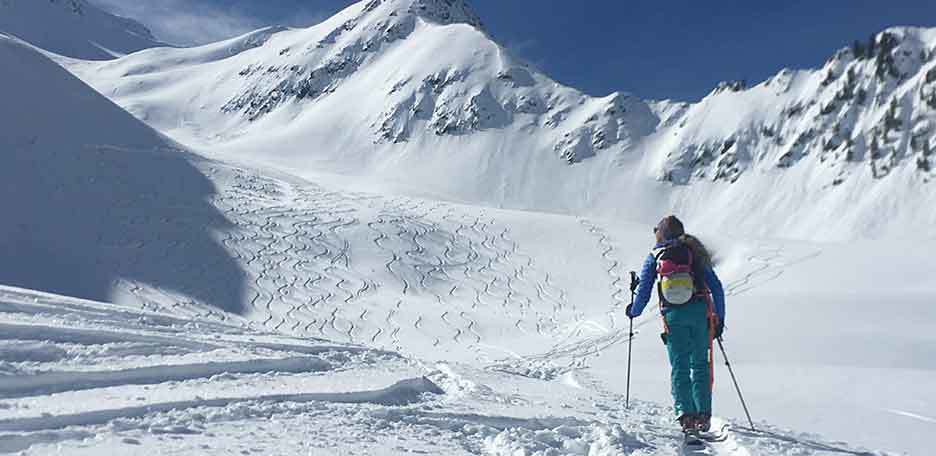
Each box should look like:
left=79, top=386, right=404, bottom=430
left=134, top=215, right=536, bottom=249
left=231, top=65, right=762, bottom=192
left=67, top=0, right=655, bottom=163
left=659, top=29, right=936, bottom=185
left=648, top=27, right=936, bottom=239
left=62, top=0, right=661, bottom=216
left=0, top=0, right=163, bottom=59
left=64, top=1, right=936, bottom=240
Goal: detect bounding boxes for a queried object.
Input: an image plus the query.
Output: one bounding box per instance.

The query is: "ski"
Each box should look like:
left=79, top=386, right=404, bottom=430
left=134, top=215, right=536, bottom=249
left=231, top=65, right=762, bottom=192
left=698, top=423, right=730, bottom=442
left=683, top=430, right=704, bottom=447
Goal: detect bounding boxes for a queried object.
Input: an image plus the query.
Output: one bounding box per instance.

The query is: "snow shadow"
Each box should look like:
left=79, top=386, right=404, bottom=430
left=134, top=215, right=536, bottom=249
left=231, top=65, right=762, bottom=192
left=0, top=36, right=246, bottom=313
left=0, top=145, right=247, bottom=314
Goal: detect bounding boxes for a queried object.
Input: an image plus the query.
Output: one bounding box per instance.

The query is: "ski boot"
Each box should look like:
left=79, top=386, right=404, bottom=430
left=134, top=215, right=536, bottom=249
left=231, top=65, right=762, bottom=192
left=678, top=414, right=697, bottom=432
left=696, top=414, right=711, bottom=433
left=679, top=414, right=703, bottom=446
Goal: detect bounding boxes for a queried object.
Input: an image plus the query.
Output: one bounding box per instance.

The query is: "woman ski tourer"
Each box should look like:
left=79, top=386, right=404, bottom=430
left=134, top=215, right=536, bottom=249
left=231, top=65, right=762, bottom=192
left=626, top=215, right=726, bottom=436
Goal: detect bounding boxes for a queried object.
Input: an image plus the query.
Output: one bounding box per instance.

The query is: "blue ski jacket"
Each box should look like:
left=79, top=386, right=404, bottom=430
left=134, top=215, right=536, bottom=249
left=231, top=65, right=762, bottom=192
left=627, top=239, right=726, bottom=324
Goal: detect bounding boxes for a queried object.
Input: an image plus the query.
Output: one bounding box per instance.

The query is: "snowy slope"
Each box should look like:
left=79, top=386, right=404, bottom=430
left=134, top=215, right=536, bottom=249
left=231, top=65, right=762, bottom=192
left=0, top=151, right=921, bottom=453
left=3, top=284, right=876, bottom=455
left=0, top=0, right=163, bottom=59
left=0, top=34, right=242, bottom=312
left=62, top=0, right=936, bottom=241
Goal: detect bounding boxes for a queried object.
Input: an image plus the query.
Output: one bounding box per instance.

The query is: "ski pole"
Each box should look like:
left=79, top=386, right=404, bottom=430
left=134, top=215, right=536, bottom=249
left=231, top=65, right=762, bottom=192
left=625, top=271, right=638, bottom=409
left=716, top=337, right=756, bottom=431
left=625, top=316, right=634, bottom=409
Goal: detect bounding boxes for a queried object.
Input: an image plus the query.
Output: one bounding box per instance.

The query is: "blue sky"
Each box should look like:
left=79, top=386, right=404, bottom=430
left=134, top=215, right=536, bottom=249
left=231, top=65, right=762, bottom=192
left=92, top=0, right=936, bottom=101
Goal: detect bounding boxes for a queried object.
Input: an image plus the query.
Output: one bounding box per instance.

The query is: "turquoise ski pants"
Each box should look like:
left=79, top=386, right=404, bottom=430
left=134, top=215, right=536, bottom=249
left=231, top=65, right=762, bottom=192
left=663, top=298, right=712, bottom=418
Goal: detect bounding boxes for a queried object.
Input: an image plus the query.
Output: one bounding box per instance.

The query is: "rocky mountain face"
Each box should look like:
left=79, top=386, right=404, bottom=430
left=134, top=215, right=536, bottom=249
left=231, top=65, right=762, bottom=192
left=0, top=0, right=163, bottom=59
left=654, top=27, right=936, bottom=188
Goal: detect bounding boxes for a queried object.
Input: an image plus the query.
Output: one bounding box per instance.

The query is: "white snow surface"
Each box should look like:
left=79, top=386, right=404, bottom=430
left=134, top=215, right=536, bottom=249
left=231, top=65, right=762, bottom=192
left=1, top=2, right=935, bottom=455
left=0, top=0, right=163, bottom=60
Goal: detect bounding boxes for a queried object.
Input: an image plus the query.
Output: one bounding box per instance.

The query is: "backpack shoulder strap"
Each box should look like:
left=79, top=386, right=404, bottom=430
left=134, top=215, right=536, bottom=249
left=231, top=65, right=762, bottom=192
left=652, top=247, right=667, bottom=275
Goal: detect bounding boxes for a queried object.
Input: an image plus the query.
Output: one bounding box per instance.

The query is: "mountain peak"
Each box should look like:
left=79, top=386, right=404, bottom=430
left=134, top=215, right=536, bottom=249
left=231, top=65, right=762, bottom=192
left=406, top=0, right=482, bottom=28
left=359, top=0, right=482, bottom=28
left=46, top=0, right=85, bottom=16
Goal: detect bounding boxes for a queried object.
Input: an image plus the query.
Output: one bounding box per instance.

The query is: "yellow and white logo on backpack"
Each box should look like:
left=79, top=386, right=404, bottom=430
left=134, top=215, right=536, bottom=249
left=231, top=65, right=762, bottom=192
left=660, top=272, right=695, bottom=305
left=654, top=245, right=697, bottom=306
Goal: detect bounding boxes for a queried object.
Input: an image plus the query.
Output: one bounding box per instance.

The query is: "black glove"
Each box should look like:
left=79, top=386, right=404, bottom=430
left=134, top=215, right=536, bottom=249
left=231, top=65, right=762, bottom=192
left=625, top=303, right=636, bottom=319
left=713, top=321, right=724, bottom=339
left=629, top=271, right=640, bottom=293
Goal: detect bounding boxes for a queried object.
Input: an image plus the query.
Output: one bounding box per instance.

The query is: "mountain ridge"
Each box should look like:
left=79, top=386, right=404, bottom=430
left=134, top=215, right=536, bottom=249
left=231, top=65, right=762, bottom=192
left=655, top=26, right=936, bottom=186
left=0, top=0, right=164, bottom=59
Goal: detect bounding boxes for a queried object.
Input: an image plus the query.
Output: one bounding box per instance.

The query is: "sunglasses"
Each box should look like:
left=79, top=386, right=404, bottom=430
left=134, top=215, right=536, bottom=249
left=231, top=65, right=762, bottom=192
left=653, top=227, right=659, bottom=234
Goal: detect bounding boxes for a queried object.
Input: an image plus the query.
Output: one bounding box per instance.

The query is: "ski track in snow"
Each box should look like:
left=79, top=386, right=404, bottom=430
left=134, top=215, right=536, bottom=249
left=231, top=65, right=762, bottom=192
left=485, top=219, right=657, bottom=382
left=723, top=243, right=823, bottom=298
left=199, top=163, right=582, bottom=366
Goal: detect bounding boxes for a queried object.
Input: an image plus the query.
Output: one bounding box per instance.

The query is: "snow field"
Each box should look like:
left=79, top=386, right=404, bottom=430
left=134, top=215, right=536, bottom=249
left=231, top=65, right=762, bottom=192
left=0, top=162, right=889, bottom=454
